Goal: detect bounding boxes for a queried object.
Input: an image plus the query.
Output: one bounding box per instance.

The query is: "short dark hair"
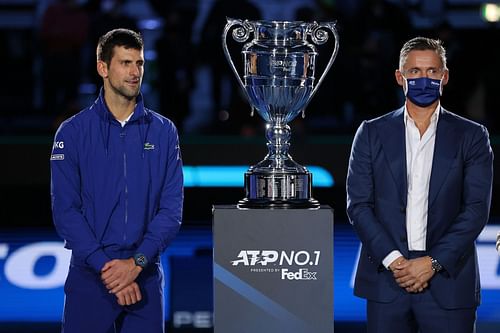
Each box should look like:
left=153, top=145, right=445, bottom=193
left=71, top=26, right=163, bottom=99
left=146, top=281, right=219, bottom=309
left=399, top=37, right=447, bottom=70
left=97, top=28, right=143, bottom=65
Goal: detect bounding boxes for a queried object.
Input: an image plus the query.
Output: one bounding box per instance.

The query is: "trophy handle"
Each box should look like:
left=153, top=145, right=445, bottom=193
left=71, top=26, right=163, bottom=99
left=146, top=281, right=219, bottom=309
left=304, top=22, right=340, bottom=117
left=222, top=18, right=254, bottom=114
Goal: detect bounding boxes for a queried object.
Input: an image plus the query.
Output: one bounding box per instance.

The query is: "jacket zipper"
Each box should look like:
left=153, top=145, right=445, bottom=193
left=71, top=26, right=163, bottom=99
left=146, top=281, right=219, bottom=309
left=122, top=129, right=128, bottom=242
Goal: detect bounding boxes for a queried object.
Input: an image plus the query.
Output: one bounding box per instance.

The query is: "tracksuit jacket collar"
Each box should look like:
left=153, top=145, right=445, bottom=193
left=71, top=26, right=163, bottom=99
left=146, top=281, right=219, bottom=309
left=94, top=87, right=149, bottom=123
left=94, top=87, right=151, bottom=157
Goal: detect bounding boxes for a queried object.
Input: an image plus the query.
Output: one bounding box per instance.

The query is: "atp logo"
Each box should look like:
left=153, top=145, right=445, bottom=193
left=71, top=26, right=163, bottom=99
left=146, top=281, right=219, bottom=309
left=231, top=250, right=321, bottom=267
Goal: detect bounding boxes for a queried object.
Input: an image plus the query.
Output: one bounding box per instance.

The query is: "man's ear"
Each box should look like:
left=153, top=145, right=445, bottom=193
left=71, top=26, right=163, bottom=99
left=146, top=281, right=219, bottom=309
left=442, top=69, right=449, bottom=86
left=395, top=69, right=404, bottom=87
left=97, top=60, right=108, bottom=79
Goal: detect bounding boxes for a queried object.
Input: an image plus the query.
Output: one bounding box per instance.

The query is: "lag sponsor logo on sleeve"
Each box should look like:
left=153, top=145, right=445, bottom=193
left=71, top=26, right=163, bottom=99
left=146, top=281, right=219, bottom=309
left=51, top=141, right=65, bottom=160
left=52, top=141, right=64, bottom=149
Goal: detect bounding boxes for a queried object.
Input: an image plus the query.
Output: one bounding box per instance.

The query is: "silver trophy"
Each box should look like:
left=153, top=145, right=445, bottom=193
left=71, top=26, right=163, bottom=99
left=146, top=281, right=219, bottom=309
left=222, top=18, right=339, bottom=208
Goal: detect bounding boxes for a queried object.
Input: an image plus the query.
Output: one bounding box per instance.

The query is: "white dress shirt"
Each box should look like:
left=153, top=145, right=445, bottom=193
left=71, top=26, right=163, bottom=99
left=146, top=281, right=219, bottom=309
left=382, top=104, right=440, bottom=269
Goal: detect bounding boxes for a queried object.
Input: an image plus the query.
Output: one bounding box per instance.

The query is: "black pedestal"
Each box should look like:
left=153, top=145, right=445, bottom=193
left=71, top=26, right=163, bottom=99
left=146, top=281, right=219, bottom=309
left=213, top=205, right=334, bottom=333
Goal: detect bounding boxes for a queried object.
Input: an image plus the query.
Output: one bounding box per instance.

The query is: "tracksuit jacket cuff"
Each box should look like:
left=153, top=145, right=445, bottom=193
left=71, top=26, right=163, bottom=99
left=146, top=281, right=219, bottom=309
left=86, top=249, right=110, bottom=273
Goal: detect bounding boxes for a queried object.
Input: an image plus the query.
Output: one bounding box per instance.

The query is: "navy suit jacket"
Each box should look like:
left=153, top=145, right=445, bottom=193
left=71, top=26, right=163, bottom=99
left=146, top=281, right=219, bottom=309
left=346, top=106, right=493, bottom=309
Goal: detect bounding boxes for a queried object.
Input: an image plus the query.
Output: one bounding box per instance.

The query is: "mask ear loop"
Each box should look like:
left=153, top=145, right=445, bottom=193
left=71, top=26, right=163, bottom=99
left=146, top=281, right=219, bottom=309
left=402, top=75, right=409, bottom=96
left=438, top=73, right=445, bottom=96
left=435, top=66, right=447, bottom=96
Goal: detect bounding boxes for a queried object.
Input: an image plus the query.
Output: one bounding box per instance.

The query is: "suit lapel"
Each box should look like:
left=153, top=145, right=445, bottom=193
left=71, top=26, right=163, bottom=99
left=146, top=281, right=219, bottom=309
left=377, top=107, right=407, bottom=206
left=428, top=108, right=459, bottom=208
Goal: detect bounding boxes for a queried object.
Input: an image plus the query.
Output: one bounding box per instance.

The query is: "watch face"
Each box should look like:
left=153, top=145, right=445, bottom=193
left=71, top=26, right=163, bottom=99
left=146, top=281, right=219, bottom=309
left=134, top=254, right=147, bottom=268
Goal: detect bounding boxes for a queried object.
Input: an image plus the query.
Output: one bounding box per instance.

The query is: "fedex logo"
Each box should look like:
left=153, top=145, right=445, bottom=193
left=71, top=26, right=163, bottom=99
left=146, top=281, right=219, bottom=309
left=281, top=268, right=317, bottom=281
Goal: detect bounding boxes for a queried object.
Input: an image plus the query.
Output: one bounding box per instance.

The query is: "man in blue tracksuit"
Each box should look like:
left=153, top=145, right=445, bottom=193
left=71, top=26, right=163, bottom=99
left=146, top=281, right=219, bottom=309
left=50, top=29, right=183, bottom=333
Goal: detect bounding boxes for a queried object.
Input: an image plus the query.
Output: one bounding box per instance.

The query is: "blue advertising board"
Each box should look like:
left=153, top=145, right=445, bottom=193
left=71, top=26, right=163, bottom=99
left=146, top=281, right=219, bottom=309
left=1, top=225, right=499, bottom=325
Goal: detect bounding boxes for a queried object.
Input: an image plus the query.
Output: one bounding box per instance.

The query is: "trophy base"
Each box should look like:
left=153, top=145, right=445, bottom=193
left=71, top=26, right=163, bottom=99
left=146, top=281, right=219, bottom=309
left=237, top=197, right=320, bottom=209
left=237, top=171, right=319, bottom=209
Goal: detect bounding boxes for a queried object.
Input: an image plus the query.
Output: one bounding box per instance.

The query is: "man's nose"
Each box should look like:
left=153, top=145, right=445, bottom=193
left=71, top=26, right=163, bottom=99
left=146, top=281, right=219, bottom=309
left=130, top=65, right=140, bottom=76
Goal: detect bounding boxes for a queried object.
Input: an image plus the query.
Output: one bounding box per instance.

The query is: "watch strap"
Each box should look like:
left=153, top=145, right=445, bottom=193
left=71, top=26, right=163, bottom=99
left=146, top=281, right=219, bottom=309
left=430, top=257, right=442, bottom=272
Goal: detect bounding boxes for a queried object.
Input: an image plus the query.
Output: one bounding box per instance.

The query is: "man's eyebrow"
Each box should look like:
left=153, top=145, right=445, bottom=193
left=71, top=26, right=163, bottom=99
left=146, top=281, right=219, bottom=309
left=407, top=66, right=440, bottom=70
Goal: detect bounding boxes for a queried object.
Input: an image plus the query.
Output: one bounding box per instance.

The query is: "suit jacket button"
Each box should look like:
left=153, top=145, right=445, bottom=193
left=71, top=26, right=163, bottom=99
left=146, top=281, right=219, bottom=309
left=400, top=236, right=407, bottom=242
left=400, top=207, right=406, bottom=213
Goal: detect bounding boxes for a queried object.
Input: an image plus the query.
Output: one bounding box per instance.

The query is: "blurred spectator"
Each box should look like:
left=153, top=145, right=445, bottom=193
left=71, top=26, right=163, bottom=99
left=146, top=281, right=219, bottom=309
left=3, top=0, right=498, bottom=137
left=151, top=1, right=197, bottom=133
left=294, top=5, right=316, bottom=22
left=85, top=0, right=139, bottom=91
left=87, top=0, right=138, bottom=45
left=199, top=0, right=261, bottom=134
left=293, top=1, right=351, bottom=134
left=435, top=21, right=474, bottom=119
left=293, top=0, right=413, bottom=133
left=39, top=0, right=89, bottom=121
left=480, top=26, right=500, bottom=133
left=0, top=30, right=34, bottom=126
left=349, top=0, right=412, bottom=121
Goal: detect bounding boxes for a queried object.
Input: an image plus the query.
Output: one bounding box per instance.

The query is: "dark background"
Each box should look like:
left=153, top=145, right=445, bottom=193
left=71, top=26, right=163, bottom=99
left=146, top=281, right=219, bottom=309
left=1, top=0, right=500, bottom=228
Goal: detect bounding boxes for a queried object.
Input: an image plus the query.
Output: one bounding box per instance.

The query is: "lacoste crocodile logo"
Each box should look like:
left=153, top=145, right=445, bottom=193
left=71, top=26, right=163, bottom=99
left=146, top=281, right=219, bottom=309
left=144, top=142, right=155, bottom=150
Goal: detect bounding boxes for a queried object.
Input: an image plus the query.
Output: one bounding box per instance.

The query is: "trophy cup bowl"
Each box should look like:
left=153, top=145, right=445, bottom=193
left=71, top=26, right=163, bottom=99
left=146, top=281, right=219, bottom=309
left=222, top=19, right=339, bottom=208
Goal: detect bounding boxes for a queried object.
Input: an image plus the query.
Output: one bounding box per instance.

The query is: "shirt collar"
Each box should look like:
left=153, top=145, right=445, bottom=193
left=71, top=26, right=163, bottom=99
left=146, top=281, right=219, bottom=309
left=404, top=103, right=440, bottom=127
left=118, top=111, right=134, bottom=127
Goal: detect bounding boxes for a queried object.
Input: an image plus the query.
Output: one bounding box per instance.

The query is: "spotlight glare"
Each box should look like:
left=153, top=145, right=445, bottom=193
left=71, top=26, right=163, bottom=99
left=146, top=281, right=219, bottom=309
left=481, top=3, right=500, bottom=23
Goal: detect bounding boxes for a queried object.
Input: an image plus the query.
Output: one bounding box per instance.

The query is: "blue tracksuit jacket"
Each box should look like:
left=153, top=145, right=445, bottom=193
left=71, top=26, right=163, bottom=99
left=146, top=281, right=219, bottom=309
left=50, top=90, right=183, bottom=273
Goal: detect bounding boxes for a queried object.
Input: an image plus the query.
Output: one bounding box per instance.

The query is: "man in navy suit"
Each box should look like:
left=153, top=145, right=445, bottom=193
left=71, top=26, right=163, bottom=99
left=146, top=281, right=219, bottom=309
left=346, top=37, right=493, bottom=332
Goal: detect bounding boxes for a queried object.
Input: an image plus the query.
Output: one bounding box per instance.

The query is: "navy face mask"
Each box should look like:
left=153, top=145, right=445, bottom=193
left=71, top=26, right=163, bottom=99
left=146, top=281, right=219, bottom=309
left=405, top=77, right=442, bottom=107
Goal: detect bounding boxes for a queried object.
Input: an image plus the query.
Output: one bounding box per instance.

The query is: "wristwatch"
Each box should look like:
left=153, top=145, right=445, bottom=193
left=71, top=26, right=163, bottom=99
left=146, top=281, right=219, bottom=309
left=430, top=257, right=442, bottom=273
left=133, top=253, right=148, bottom=269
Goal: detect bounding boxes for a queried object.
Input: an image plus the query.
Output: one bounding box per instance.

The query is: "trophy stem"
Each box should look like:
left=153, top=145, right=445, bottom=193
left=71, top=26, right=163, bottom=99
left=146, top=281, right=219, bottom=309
left=237, top=121, right=319, bottom=209
left=265, top=123, right=291, bottom=168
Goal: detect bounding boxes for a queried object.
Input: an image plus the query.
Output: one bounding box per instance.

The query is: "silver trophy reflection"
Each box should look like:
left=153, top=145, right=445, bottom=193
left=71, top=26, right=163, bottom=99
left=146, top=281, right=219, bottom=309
left=223, top=18, right=339, bottom=208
